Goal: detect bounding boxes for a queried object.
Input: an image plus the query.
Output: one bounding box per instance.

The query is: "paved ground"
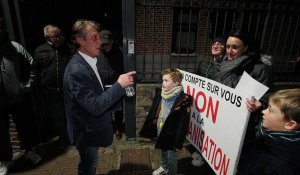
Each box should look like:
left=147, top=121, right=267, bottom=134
left=8, top=136, right=215, bottom=175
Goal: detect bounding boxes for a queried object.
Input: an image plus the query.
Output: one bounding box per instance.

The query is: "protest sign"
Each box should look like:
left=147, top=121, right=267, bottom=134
left=180, top=70, right=268, bottom=175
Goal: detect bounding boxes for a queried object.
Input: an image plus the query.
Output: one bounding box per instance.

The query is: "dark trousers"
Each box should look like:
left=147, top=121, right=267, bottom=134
left=114, top=110, right=123, bottom=131
left=0, top=93, right=38, bottom=161
left=44, top=93, right=70, bottom=145
left=76, top=145, right=99, bottom=175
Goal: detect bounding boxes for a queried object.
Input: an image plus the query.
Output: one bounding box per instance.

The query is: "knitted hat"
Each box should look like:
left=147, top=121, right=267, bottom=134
left=213, top=35, right=227, bottom=46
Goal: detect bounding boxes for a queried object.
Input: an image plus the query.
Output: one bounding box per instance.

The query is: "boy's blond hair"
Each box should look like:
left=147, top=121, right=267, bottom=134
left=269, top=88, right=300, bottom=124
left=161, top=68, right=183, bottom=84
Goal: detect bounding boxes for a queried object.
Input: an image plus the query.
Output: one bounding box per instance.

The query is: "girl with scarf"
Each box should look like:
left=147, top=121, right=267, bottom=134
left=238, top=88, right=300, bottom=175
left=140, top=68, right=191, bottom=175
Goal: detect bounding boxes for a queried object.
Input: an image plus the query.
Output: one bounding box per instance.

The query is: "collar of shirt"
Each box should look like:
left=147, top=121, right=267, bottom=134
left=78, top=51, right=104, bottom=90
left=79, top=51, right=97, bottom=66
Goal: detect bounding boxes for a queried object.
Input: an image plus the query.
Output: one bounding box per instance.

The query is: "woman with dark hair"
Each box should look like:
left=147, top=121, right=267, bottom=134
left=214, top=29, right=270, bottom=88
left=214, top=29, right=272, bottom=170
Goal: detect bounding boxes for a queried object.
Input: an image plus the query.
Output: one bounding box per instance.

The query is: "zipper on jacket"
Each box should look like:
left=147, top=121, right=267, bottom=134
left=56, top=50, right=60, bottom=92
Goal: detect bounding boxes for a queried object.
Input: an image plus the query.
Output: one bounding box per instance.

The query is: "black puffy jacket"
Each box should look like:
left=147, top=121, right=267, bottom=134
left=0, top=40, right=35, bottom=105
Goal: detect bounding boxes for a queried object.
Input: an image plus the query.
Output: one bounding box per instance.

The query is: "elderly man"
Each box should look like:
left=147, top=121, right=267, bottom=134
left=34, top=24, right=75, bottom=151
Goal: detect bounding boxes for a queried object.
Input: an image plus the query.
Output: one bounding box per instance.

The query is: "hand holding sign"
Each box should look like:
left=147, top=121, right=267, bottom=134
left=245, top=97, right=262, bottom=112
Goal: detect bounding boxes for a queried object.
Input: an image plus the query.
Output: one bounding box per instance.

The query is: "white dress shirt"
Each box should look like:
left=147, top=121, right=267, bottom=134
left=78, top=51, right=104, bottom=90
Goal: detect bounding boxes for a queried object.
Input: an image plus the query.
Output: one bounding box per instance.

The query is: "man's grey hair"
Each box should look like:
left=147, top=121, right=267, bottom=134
left=43, top=24, right=61, bottom=38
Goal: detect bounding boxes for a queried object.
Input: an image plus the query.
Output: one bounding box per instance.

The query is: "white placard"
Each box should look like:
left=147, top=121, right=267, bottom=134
left=235, top=71, right=269, bottom=100
left=180, top=70, right=269, bottom=175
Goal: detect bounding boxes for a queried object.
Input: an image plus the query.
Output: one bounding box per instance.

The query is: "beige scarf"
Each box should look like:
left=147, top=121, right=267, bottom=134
left=161, top=85, right=183, bottom=100
left=158, top=85, right=183, bottom=129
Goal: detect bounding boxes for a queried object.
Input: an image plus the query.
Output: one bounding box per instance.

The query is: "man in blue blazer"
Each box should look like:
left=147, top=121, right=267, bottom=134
left=63, top=19, right=135, bottom=175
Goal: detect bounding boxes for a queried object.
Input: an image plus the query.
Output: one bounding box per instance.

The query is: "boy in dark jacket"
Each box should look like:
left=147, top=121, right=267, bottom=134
left=140, top=68, right=191, bottom=175
left=238, top=88, right=300, bottom=175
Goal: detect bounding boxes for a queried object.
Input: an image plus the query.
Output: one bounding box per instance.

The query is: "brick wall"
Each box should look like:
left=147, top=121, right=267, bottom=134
left=136, top=6, right=173, bottom=55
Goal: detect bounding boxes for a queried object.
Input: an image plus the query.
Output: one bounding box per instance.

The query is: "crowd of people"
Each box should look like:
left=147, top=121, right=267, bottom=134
left=0, top=18, right=135, bottom=175
left=140, top=30, right=299, bottom=175
left=0, top=16, right=299, bottom=175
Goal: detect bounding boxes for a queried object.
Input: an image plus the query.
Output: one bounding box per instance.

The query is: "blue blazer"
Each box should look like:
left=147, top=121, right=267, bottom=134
left=63, top=52, right=125, bottom=147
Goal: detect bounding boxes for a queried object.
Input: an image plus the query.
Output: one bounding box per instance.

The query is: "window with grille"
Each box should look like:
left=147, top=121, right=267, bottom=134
left=171, top=9, right=198, bottom=54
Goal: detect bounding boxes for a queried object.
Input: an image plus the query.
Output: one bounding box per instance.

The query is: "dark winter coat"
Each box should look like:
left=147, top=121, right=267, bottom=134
left=34, top=42, right=74, bottom=94
left=194, top=59, right=217, bottom=79
left=238, top=124, right=300, bottom=175
left=194, top=55, right=224, bottom=79
left=140, top=88, right=192, bottom=151
left=214, top=55, right=272, bottom=88
left=0, top=40, right=35, bottom=105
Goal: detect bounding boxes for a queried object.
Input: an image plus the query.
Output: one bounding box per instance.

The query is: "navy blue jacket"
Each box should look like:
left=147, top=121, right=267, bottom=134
left=63, top=52, right=125, bottom=147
